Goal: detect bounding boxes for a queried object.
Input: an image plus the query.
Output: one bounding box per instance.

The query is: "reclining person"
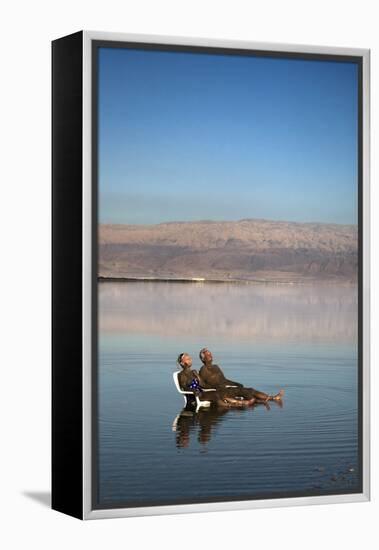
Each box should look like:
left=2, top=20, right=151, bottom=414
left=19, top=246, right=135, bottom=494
left=198, top=348, right=284, bottom=403
left=177, top=353, right=256, bottom=408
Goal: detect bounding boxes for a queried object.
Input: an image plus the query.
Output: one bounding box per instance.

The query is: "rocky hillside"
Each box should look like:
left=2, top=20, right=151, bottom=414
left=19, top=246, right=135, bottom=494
left=99, top=219, right=358, bottom=282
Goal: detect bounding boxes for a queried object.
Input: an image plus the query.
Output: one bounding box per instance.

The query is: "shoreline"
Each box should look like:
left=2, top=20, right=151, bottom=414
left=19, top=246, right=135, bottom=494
left=98, top=276, right=357, bottom=286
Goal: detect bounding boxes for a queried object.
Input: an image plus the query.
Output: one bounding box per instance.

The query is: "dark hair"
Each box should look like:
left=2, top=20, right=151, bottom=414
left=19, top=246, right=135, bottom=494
left=177, top=353, right=186, bottom=367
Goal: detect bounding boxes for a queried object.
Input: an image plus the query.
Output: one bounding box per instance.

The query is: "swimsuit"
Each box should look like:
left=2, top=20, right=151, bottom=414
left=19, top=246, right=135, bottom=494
left=188, top=378, right=203, bottom=394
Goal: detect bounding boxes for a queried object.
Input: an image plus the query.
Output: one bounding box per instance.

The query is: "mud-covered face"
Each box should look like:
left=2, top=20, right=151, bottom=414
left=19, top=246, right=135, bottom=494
left=203, top=349, right=213, bottom=363
left=181, top=353, right=192, bottom=368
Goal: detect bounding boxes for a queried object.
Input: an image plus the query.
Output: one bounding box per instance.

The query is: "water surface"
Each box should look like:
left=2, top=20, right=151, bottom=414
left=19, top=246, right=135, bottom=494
left=97, top=282, right=359, bottom=507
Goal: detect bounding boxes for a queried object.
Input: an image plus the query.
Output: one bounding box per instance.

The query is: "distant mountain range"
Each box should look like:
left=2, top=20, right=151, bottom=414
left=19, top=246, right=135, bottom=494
left=98, top=219, right=358, bottom=283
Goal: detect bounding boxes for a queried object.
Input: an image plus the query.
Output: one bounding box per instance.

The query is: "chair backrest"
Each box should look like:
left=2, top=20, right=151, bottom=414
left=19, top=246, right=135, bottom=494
left=173, top=371, right=185, bottom=394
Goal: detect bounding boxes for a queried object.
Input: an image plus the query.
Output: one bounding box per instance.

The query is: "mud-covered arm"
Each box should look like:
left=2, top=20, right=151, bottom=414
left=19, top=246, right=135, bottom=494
left=192, top=370, right=202, bottom=383
left=223, top=378, right=243, bottom=387
left=216, top=365, right=243, bottom=387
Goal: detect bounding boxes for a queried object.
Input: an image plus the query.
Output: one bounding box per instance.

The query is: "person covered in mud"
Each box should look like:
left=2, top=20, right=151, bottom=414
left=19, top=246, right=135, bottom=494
left=177, top=353, right=256, bottom=408
left=198, top=348, right=284, bottom=403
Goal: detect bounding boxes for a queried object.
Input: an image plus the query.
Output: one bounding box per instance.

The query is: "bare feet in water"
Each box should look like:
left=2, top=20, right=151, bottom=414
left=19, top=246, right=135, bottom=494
left=258, top=389, right=285, bottom=404
left=272, top=389, right=285, bottom=401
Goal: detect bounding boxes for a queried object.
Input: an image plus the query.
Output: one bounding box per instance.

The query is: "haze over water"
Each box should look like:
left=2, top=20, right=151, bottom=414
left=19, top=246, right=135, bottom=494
left=97, top=282, right=359, bottom=507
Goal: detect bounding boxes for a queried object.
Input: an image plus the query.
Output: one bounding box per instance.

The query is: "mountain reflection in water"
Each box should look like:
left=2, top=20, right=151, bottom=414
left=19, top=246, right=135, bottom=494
left=99, top=281, right=357, bottom=343
left=98, top=282, right=359, bottom=507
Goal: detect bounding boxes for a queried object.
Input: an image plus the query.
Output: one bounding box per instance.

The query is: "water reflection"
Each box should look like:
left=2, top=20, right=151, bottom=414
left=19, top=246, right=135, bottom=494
left=172, top=407, right=229, bottom=448
left=98, top=281, right=359, bottom=505
left=99, top=282, right=357, bottom=343
left=173, top=401, right=283, bottom=449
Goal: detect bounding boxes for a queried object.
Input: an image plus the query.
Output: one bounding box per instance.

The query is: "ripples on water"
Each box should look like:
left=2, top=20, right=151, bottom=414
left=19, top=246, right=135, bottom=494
left=97, top=282, right=359, bottom=507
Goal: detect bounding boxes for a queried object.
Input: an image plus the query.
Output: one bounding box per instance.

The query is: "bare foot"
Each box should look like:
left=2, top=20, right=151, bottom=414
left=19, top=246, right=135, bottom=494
left=272, top=389, right=285, bottom=401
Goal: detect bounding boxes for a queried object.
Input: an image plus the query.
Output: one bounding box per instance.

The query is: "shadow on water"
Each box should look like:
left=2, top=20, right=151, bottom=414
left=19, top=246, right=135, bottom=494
left=172, top=401, right=283, bottom=449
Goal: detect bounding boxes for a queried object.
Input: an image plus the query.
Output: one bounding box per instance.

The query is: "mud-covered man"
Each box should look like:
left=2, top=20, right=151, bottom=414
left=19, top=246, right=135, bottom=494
left=198, top=348, right=284, bottom=403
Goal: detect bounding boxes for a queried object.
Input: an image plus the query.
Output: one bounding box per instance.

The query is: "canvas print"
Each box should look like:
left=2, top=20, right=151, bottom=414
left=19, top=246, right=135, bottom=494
left=95, top=44, right=361, bottom=509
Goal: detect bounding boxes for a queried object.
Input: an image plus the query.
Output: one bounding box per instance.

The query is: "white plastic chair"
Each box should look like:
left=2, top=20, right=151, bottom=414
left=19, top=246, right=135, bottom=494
left=172, top=371, right=217, bottom=412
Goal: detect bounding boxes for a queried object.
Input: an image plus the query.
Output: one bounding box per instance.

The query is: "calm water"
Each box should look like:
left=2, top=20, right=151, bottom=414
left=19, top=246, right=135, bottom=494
left=97, top=282, right=359, bottom=507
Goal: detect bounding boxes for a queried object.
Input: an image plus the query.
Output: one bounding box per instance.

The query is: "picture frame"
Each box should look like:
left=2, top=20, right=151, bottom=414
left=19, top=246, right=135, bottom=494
left=52, top=30, right=370, bottom=520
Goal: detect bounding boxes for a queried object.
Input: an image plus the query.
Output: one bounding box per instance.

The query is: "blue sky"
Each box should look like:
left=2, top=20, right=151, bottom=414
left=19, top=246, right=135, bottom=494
left=98, top=47, right=358, bottom=225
